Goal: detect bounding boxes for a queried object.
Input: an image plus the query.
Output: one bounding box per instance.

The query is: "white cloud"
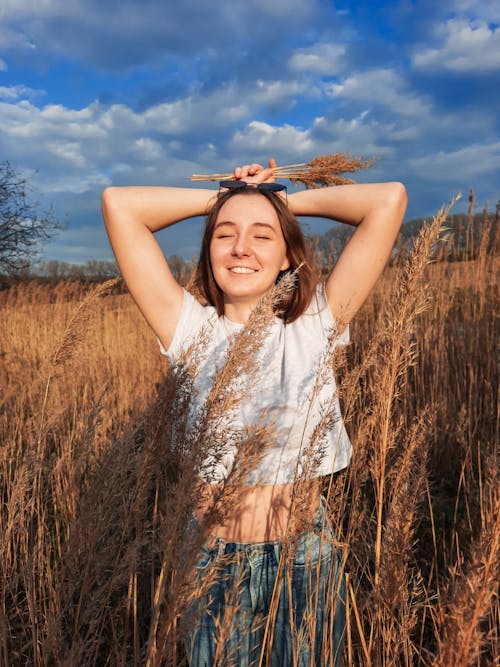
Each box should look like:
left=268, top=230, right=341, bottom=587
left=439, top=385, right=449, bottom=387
left=407, top=142, right=500, bottom=183
left=0, top=0, right=497, bottom=266
left=0, top=76, right=324, bottom=195
left=143, top=88, right=249, bottom=134
left=289, top=43, right=345, bottom=75
left=2, top=82, right=492, bottom=203
left=0, top=85, right=254, bottom=195
left=0, top=0, right=321, bottom=72
left=132, top=137, right=164, bottom=161
left=450, top=0, right=500, bottom=24
left=311, top=115, right=393, bottom=157
left=413, top=19, right=500, bottom=71
left=45, top=141, right=88, bottom=169
left=0, top=23, right=36, bottom=52
left=327, top=69, right=432, bottom=116
left=253, top=79, right=320, bottom=106
left=0, top=84, right=45, bottom=100
left=231, top=120, right=315, bottom=157
left=229, top=112, right=398, bottom=166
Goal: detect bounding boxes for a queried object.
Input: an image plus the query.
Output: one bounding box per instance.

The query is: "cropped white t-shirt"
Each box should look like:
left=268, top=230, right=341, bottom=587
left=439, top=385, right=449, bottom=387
left=159, top=282, right=352, bottom=485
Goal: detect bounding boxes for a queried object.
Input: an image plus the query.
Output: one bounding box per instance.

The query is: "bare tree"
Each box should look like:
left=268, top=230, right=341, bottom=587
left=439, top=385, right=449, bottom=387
left=0, top=162, right=63, bottom=275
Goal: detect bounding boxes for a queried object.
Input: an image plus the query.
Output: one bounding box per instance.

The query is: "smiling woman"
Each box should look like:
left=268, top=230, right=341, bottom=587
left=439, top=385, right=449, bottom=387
left=209, top=197, right=290, bottom=322
left=101, top=159, right=406, bottom=666
left=198, top=186, right=317, bottom=324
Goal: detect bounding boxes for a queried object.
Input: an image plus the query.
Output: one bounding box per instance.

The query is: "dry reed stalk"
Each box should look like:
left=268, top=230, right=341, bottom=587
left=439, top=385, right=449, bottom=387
left=351, top=200, right=458, bottom=664
left=190, top=153, right=374, bottom=188
left=1, top=284, right=157, bottom=664
left=370, top=197, right=460, bottom=589
left=246, top=289, right=352, bottom=663
left=322, top=330, right=381, bottom=577
left=200, top=558, right=250, bottom=667
left=376, top=414, right=429, bottom=664
left=432, top=476, right=500, bottom=666
left=36, top=278, right=120, bottom=449
left=12, top=279, right=121, bottom=664
left=124, top=340, right=215, bottom=665
left=328, top=197, right=468, bottom=663
left=187, top=271, right=297, bottom=499
left=348, top=578, right=371, bottom=665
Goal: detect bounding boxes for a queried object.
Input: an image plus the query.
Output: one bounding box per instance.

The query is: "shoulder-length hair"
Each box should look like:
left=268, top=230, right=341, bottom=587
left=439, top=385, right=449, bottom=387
left=195, top=188, right=316, bottom=323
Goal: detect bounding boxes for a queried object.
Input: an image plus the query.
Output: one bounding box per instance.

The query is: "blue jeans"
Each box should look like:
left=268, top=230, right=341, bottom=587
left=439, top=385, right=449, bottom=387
left=183, top=497, right=345, bottom=666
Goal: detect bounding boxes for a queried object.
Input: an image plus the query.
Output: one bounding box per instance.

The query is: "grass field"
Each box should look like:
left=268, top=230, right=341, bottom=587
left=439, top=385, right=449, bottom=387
left=1, top=205, right=498, bottom=666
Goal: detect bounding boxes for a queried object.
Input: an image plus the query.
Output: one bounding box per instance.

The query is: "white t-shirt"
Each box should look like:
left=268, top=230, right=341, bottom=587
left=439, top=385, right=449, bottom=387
left=159, top=282, right=352, bottom=485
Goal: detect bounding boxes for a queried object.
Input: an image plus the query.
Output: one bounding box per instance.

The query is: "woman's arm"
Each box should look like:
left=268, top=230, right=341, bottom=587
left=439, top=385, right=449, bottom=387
left=288, top=183, right=407, bottom=325
left=102, top=186, right=216, bottom=349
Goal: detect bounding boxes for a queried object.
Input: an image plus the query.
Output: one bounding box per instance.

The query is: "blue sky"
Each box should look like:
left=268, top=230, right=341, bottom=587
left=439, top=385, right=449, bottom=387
left=1, top=0, right=499, bottom=263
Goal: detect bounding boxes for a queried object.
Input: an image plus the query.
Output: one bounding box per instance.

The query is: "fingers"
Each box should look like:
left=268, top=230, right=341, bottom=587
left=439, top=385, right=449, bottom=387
left=233, top=159, right=278, bottom=183
left=263, top=158, right=277, bottom=183
left=234, top=163, right=263, bottom=180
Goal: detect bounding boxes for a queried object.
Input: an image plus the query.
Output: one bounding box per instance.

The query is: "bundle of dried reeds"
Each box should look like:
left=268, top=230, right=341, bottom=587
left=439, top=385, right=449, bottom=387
left=190, top=153, right=374, bottom=188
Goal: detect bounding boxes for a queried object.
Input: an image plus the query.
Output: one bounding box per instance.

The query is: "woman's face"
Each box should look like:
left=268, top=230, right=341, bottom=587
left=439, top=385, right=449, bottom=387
left=210, top=193, right=290, bottom=311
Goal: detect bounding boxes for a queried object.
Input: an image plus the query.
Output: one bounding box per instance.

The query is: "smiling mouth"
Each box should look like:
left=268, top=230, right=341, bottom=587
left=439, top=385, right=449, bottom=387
left=228, top=267, right=257, bottom=274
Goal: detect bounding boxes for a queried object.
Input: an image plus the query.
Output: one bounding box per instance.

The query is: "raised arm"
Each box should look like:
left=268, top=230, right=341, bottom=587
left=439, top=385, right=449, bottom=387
left=102, top=186, right=216, bottom=349
left=288, top=182, right=407, bottom=325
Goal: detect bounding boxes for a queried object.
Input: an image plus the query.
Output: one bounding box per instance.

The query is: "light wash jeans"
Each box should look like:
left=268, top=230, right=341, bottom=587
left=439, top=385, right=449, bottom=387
left=183, top=497, right=345, bottom=666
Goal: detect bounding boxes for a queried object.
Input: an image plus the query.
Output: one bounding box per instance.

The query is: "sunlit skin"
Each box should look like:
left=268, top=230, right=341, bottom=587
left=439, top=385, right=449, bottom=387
left=209, top=193, right=290, bottom=324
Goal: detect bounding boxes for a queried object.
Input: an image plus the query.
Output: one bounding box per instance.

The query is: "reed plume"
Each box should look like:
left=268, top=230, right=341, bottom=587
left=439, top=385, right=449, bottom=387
left=190, top=153, right=374, bottom=188
left=432, top=474, right=500, bottom=667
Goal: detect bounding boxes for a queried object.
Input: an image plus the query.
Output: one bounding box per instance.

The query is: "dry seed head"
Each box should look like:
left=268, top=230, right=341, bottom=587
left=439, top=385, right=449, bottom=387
left=190, top=152, right=375, bottom=188
left=51, top=278, right=120, bottom=368
left=290, top=154, right=375, bottom=189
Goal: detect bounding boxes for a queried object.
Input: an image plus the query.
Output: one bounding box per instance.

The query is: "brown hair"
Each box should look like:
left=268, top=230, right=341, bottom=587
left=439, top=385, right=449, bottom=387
left=195, top=188, right=316, bottom=323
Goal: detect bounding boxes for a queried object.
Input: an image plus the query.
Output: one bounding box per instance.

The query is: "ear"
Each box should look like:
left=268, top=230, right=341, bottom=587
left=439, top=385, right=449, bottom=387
left=280, top=254, right=291, bottom=271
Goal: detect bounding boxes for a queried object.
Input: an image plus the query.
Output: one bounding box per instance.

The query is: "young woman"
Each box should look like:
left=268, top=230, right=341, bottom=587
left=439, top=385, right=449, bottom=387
left=102, top=160, right=407, bottom=665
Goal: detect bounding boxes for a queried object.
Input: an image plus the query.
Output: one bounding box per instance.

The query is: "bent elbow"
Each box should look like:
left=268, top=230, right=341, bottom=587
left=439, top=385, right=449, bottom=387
left=390, top=181, right=407, bottom=208
left=102, top=186, right=116, bottom=209
left=101, top=187, right=119, bottom=225
left=388, top=182, right=407, bottom=224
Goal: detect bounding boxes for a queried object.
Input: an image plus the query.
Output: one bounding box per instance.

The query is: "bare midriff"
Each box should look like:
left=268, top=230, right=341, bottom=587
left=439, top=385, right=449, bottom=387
left=194, top=478, right=322, bottom=543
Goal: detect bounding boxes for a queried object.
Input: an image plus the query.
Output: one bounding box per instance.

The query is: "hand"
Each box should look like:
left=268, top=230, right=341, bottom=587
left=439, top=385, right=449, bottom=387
left=233, top=158, right=277, bottom=184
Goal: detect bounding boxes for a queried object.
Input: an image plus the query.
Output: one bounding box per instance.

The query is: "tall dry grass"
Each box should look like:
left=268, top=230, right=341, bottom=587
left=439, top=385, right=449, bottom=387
left=0, top=204, right=498, bottom=666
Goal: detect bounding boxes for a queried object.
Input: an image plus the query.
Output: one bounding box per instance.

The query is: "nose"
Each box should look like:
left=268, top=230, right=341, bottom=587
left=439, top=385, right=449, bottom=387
left=231, top=232, right=251, bottom=257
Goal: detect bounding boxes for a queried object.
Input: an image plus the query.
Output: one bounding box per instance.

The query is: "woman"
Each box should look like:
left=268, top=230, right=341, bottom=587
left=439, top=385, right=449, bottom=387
left=102, top=159, right=407, bottom=665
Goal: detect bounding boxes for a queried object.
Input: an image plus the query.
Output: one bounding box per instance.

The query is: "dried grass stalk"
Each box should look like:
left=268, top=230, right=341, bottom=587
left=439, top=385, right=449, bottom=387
left=190, top=153, right=375, bottom=188
left=432, top=478, right=500, bottom=667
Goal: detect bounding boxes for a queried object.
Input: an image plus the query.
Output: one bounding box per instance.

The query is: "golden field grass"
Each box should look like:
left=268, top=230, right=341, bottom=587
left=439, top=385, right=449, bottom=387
left=0, top=206, right=498, bottom=666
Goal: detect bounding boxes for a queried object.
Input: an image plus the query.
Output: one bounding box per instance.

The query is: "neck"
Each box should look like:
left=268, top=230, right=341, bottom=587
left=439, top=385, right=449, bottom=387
left=223, top=297, right=257, bottom=324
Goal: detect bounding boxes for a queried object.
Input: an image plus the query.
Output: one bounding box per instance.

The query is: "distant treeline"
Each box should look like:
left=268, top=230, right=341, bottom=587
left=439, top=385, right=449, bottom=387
left=309, top=210, right=499, bottom=269
left=2, top=254, right=195, bottom=287
left=2, top=210, right=498, bottom=287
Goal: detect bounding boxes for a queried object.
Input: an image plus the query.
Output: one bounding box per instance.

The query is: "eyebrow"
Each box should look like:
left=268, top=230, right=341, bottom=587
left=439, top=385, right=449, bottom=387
left=214, top=221, right=277, bottom=232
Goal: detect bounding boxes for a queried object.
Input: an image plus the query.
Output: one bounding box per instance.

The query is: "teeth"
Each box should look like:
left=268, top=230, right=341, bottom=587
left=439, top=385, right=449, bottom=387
left=229, top=267, right=256, bottom=274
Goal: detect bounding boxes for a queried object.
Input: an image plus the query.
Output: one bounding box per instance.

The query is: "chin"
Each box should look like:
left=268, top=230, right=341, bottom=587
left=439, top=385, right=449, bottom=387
left=225, top=288, right=265, bottom=302
left=218, top=275, right=267, bottom=294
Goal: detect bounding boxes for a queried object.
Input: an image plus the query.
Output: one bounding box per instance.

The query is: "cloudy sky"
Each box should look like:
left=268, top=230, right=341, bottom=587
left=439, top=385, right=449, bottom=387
left=1, top=0, right=499, bottom=263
